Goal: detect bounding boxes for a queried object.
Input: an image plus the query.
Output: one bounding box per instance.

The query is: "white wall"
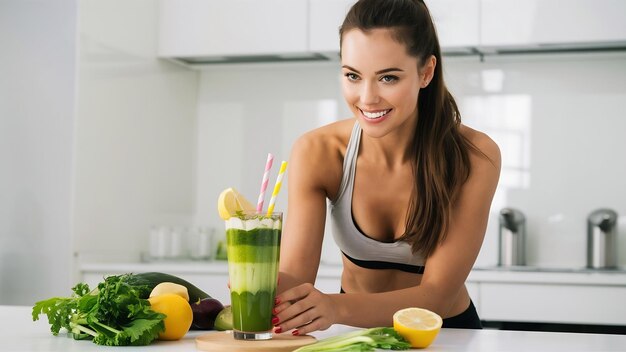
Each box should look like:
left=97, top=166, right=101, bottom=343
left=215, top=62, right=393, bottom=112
left=194, top=52, right=626, bottom=270
left=446, top=53, right=626, bottom=268
left=0, top=0, right=199, bottom=304
left=0, top=0, right=77, bottom=304
left=73, top=0, right=199, bottom=265
left=194, top=62, right=350, bottom=265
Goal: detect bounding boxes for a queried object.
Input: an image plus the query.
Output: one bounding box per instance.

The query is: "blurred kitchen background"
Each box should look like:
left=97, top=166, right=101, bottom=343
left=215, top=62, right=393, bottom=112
left=1, top=0, right=626, bottom=332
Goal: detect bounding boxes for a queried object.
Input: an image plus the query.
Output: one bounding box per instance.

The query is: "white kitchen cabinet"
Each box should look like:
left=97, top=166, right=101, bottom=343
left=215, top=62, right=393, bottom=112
left=308, top=0, right=355, bottom=54
left=479, top=282, right=626, bottom=326
left=315, top=265, right=343, bottom=293
left=158, top=0, right=308, bottom=60
left=308, top=0, right=480, bottom=56
left=481, top=0, right=626, bottom=49
left=465, top=282, right=481, bottom=313
left=428, top=0, right=480, bottom=52
left=468, top=269, right=626, bottom=326
left=158, top=0, right=626, bottom=65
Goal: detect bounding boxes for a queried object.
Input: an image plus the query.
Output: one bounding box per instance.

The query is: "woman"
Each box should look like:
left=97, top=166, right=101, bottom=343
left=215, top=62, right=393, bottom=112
left=273, top=0, right=501, bottom=335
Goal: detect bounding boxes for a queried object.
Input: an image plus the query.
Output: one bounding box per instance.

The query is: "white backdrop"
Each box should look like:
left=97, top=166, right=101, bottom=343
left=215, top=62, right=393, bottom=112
left=0, top=0, right=77, bottom=304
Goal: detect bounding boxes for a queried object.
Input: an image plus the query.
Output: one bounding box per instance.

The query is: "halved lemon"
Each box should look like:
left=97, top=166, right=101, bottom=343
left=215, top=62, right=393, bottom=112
left=217, top=188, right=255, bottom=220
left=393, top=307, right=443, bottom=348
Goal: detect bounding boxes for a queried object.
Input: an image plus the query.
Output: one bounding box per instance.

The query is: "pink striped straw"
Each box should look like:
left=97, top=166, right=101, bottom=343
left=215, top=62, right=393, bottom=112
left=256, top=153, right=274, bottom=213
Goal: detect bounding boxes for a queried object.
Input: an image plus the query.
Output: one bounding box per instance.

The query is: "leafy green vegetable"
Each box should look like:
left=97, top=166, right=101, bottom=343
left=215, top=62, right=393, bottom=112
left=293, top=327, right=411, bottom=352
left=32, top=274, right=165, bottom=346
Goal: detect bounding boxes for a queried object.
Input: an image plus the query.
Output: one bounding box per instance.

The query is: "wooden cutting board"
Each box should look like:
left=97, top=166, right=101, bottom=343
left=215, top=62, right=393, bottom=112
left=196, top=331, right=316, bottom=352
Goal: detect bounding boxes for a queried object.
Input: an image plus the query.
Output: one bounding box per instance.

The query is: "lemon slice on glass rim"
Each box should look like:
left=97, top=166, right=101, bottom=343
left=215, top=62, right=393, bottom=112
left=217, top=188, right=255, bottom=220
left=393, top=307, right=443, bottom=348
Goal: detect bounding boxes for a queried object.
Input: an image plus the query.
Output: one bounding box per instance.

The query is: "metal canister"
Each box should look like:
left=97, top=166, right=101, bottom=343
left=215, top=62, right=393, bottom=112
left=587, top=209, right=618, bottom=269
left=498, top=208, right=526, bottom=267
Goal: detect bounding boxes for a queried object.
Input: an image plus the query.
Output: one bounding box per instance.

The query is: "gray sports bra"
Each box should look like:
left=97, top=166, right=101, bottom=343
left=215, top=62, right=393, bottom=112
left=329, top=121, right=426, bottom=274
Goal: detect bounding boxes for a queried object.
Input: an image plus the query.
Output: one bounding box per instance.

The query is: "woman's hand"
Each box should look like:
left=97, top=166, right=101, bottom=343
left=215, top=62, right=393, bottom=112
left=272, top=283, right=339, bottom=335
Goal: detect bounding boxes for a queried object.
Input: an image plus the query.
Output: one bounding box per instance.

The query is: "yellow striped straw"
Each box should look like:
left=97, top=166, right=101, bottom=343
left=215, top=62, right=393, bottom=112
left=266, top=161, right=288, bottom=216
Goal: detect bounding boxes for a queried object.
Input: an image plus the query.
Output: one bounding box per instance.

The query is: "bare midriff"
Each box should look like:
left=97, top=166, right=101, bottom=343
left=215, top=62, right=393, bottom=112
left=340, top=256, right=471, bottom=319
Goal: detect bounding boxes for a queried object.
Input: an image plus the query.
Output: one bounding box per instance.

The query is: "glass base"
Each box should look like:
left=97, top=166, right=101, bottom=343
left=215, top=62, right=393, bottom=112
left=233, top=330, right=272, bottom=340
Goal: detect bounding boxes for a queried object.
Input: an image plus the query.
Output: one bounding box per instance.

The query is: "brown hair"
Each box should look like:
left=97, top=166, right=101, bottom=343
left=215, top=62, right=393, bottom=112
left=340, top=0, right=478, bottom=258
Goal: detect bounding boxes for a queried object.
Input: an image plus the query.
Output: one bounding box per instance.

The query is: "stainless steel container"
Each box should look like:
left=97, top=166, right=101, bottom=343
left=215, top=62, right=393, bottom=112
left=498, top=208, right=526, bottom=266
left=587, top=208, right=618, bottom=269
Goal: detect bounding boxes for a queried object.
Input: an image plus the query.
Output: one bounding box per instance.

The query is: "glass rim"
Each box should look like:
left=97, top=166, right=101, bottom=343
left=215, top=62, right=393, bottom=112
left=226, top=211, right=283, bottom=220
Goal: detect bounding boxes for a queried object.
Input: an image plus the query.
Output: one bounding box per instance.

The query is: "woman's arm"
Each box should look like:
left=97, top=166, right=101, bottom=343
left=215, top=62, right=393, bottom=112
left=278, top=129, right=342, bottom=293
left=274, top=132, right=501, bottom=332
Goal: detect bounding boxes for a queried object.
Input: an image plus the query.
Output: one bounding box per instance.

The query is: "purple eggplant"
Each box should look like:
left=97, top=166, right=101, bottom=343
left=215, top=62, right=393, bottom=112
left=190, top=297, right=225, bottom=330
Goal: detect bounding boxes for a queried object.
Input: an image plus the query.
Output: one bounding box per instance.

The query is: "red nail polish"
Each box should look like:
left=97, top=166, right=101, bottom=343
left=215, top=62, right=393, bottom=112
left=272, top=317, right=280, bottom=325
left=292, top=330, right=299, bottom=336
left=274, top=297, right=280, bottom=305
left=275, top=327, right=282, bottom=334
left=272, top=308, right=278, bottom=315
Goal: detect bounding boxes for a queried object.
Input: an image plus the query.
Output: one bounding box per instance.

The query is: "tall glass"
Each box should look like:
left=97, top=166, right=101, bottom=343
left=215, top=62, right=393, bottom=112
left=225, top=211, right=282, bottom=340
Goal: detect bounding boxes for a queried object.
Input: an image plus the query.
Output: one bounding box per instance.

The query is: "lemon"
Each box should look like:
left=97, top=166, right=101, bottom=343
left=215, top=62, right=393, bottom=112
left=392, top=307, right=443, bottom=348
left=148, top=293, right=193, bottom=340
left=149, top=282, right=190, bottom=301
left=217, top=187, right=255, bottom=220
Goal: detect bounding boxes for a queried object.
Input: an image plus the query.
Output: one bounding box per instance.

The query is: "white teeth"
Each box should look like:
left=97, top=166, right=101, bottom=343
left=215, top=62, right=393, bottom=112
left=362, top=109, right=390, bottom=119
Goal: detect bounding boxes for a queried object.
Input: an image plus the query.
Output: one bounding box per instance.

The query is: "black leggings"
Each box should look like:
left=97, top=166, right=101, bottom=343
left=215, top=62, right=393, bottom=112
left=442, top=300, right=482, bottom=329
left=339, top=287, right=482, bottom=329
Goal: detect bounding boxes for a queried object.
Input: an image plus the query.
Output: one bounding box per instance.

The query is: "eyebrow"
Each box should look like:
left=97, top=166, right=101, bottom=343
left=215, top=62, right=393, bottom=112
left=342, top=65, right=404, bottom=75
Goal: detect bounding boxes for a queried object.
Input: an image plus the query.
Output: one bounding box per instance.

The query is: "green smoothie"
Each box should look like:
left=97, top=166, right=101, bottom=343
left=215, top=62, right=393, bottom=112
left=225, top=213, right=281, bottom=339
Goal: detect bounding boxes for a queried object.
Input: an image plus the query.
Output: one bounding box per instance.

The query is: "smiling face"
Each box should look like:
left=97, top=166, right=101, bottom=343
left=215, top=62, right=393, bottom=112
left=341, top=28, right=434, bottom=139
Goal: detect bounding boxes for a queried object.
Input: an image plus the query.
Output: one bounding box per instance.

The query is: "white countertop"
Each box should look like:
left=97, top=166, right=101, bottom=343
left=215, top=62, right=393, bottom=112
left=80, top=261, right=626, bottom=286
left=468, top=266, right=626, bottom=286
left=80, top=261, right=345, bottom=278
left=7, top=305, right=626, bottom=351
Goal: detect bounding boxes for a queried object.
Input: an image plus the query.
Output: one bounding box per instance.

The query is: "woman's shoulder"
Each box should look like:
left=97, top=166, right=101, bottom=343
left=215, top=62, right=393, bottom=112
left=289, top=118, right=356, bottom=196
left=460, top=124, right=501, bottom=169
left=292, top=118, right=355, bottom=158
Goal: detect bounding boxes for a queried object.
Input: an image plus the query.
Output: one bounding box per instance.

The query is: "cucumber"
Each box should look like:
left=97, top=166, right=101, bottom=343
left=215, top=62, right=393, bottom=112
left=125, top=272, right=211, bottom=303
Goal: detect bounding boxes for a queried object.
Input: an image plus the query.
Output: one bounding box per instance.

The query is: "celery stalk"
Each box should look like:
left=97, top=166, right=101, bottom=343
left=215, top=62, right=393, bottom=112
left=294, top=327, right=411, bottom=352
